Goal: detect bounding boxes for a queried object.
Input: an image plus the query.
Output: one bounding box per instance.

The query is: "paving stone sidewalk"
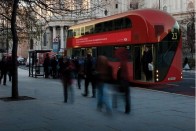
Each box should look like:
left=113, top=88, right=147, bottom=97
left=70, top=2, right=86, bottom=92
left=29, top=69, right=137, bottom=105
left=0, top=68, right=195, bottom=131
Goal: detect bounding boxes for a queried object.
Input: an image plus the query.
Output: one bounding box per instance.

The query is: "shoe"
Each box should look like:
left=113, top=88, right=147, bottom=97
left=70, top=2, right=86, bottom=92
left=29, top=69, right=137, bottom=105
left=125, top=110, right=130, bottom=114
left=3, top=83, right=6, bottom=85
left=92, top=95, right=96, bottom=98
left=82, top=93, right=88, bottom=97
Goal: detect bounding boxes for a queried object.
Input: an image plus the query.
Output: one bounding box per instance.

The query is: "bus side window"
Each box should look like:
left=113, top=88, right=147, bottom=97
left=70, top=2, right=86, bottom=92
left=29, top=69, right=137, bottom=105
left=81, top=27, right=85, bottom=35
left=73, top=29, right=77, bottom=36
left=104, top=21, right=113, bottom=32
left=85, top=25, right=94, bottom=35
left=114, top=19, right=122, bottom=30
left=124, top=18, right=132, bottom=28
left=75, top=28, right=80, bottom=36
left=68, top=29, right=73, bottom=37
left=95, top=23, right=103, bottom=33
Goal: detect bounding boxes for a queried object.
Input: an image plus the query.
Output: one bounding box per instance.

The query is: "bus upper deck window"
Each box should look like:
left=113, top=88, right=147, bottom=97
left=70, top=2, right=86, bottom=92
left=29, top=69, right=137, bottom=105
left=114, top=19, right=122, bottom=30
left=75, top=28, right=80, bottom=36
left=85, top=25, right=94, bottom=35
left=104, top=21, right=113, bottom=31
left=124, top=18, right=132, bottom=28
left=68, top=29, right=73, bottom=37
left=81, top=27, right=84, bottom=35
left=95, top=23, right=103, bottom=33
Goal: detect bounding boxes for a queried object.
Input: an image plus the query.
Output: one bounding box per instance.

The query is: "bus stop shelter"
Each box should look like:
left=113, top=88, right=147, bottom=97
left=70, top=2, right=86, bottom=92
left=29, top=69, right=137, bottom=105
left=28, top=50, right=52, bottom=78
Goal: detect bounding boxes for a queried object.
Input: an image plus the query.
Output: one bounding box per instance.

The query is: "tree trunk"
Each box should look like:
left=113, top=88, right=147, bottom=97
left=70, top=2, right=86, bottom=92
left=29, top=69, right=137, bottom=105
left=11, top=0, right=19, bottom=99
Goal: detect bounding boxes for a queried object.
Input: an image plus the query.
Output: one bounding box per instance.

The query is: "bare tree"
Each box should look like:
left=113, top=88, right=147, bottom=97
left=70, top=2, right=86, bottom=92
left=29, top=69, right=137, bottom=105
left=0, top=0, right=111, bottom=99
left=185, top=10, right=195, bottom=59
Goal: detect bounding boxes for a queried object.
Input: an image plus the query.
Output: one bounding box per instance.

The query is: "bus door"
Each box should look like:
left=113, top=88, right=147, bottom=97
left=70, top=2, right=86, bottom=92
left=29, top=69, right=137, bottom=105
left=134, top=45, right=155, bottom=82
left=141, top=44, right=155, bottom=82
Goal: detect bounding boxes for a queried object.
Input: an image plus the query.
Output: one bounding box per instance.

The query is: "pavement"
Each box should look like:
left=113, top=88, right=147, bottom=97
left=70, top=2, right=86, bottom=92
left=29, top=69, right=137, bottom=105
left=0, top=68, right=195, bottom=131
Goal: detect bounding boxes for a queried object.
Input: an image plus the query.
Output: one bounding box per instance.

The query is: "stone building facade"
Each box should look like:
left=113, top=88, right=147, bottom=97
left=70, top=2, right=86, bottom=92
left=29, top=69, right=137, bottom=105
left=41, top=0, right=195, bottom=58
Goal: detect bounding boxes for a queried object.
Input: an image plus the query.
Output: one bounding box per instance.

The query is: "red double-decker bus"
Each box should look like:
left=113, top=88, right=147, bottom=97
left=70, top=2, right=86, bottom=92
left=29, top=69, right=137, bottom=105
left=66, top=9, right=182, bottom=84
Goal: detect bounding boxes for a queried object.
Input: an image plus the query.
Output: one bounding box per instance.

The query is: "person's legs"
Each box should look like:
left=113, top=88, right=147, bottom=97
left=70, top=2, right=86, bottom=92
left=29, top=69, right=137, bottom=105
left=91, top=79, right=96, bottom=98
left=62, top=78, right=68, bottom=102
left=124, top=86, right=130, bottom=114
left=68, top=81, right=75, bottom=103
left=103, top=83, right=113, bottom=113
left=77, top=74, right=82, bottom=89
left=83, top=77, right=89, bottom=96
left=97, top=83, right=104, bottom=110
left=3, top=72, right=7, bottom=85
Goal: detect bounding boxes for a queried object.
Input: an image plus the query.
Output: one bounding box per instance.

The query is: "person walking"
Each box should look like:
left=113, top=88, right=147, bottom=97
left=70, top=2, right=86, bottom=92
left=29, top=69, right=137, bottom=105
left=115, top=47, right=131, bottom=114
left=51, top=56, right=58, bottom=79
left=61, top=59, right=76, bottom=103
left=96, top=55, right=113, bottom=114
left=43, top=53, right=50, bottom=78
left=82, top=54, right=96, bottom=98
left=7, top=56, right=13, bottom=82
left=0, top=56, right=8, bottom=85
left=75, top=57, right=84, bottom=89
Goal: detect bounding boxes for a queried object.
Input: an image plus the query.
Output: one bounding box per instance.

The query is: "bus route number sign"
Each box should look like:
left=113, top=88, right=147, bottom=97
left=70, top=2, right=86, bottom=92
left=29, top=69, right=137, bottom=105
left=172, top=32, right=178, bottom=40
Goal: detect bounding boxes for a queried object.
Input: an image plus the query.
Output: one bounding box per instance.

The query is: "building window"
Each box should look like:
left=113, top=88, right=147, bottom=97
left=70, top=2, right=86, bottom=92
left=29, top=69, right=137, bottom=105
left=115, top=4, right=118, bottom=9
left=104, top=9, right=108, bottom=16
left=130, top=2, right=138, bottom=9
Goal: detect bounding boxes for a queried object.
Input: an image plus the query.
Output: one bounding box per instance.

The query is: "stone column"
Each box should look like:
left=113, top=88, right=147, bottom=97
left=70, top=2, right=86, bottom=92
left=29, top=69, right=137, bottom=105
left=45, top=27, right=51, bottom=49
left=60, top=26, right=64, bottom=50
left=64, top=26, right=68, bottom=49
left=52, top=26, right=57, bottom=42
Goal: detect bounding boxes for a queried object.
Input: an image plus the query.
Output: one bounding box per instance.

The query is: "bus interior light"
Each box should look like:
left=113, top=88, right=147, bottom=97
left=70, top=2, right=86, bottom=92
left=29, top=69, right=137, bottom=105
left=156, top=78, right=159, bottom=81
left=156, top=70, right=159, bottom=73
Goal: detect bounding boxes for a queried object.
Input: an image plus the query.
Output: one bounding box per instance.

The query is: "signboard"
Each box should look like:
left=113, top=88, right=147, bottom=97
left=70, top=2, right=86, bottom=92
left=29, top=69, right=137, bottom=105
left=53, top=42, right=59, bottom=53
left=73, top=30, right=131, bottom=46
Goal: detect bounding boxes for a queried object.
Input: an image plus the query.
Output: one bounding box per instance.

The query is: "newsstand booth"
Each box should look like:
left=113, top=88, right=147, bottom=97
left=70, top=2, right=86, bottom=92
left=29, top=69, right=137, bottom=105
left=28, top=50, right=54, bottom=78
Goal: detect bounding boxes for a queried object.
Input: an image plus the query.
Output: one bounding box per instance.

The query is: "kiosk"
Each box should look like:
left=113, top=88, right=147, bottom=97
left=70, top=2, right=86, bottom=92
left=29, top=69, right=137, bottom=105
left=28, top=50, right=52, bottom=78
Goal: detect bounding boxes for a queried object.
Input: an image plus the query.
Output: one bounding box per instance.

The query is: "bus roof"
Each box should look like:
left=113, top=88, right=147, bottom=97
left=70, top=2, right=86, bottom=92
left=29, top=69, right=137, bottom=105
left=69, top=9, right=175, bottom=29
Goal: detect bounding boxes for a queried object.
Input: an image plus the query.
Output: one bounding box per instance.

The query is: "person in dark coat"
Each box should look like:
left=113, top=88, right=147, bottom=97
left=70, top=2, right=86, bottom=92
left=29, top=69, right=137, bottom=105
left=61, top=59, right=76, bottom=103
left=43, top=53, right=50, bottom=78
left=75, top=57, right=84, bottom=89
left=114, top=48, right=131, bottom=114
left=0, top=56, right=8, bottom=85
left=51, top=56, right=58, bottom=79
left=96, top=55, right=113, bottom=114
left=7, top=56, right=13, bottom=82
left=142, top=46, right=152, bottom=81
left=82, top=54, right=96, bottom=97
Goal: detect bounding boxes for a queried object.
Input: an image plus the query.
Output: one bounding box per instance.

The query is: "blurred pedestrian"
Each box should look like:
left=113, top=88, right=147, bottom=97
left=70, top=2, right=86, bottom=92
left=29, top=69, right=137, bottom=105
left=96, top=55, right=113, bottom=114
left=0, top=56, right=8, bottom=85
left=51, top=56, right=58, bottom=79
left=57, top=57, right=64, bottom=79
left=61, top=59, right=76, bottom=103
left=7, top=56, right=13, bottom=82
left=75, top=57, right=84, bottom=89
left=115, top=48, right=131, bottom=114
left=82, top=54, right=96, bottom=98
left=43, top=53, right=50, bottom=78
